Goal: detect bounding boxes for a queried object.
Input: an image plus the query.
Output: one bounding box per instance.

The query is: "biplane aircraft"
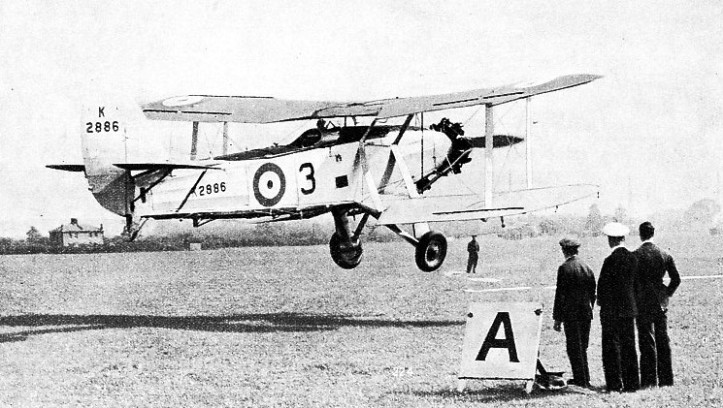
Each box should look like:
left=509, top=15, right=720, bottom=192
left=48, top=74, right=601, bottom=271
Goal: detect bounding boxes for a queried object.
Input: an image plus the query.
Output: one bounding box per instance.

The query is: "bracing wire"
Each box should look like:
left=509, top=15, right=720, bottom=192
left=453, top=101, right=527, bottom=195
left=493, top=101, right=526, bottom=189
left=201, top=124, right=216, bottom=159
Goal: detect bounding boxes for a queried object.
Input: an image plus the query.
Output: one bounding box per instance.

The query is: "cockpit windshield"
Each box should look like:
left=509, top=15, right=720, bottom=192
left=288, top=125, right=406, bottom=148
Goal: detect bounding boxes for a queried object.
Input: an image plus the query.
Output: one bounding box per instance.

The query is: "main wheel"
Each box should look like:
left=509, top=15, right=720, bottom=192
left=415, top=231, right=447, bottom=272
left=329, top=232, right=363, bottom=269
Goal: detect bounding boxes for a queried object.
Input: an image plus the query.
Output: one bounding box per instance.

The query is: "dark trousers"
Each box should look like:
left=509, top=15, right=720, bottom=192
left=466, top=254, right=478, bottom=273
left=637, top=311, right=673, bottom=387
left=601, top=315, right=640, bottom=392
left=563, top=319, right=591, bottom=386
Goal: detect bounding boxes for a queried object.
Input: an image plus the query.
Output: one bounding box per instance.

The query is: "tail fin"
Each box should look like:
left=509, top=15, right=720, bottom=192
left=80, top=101, right=139, bottom=216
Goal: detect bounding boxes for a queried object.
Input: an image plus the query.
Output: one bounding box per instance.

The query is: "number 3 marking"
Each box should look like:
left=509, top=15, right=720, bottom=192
left=299, top=163, right=315, bottom=195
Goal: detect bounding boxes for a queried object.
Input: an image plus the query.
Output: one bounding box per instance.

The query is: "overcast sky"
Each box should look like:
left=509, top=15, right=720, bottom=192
left=1, top=0, right=721, bottom=238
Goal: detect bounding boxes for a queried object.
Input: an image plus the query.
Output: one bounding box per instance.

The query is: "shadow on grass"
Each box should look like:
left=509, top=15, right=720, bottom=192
left=406, top=383, right=599, bottom=403
left=0, top=313, right=463, bottom=342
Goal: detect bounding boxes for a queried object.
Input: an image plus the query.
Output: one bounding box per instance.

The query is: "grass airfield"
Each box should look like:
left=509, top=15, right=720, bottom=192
left=1, top=233, right=722, bottom=407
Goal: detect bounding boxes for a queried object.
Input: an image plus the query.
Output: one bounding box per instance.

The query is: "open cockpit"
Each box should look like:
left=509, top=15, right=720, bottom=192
left=214, top=125, right=422, bottom=161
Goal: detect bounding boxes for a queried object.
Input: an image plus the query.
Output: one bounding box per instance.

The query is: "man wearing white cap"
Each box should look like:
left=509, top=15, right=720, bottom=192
left=597, top=222, right=640, bottom=392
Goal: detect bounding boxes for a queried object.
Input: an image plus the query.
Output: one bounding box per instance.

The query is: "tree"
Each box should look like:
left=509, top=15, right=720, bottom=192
left=253, top=222, right=285, bottom=245
left=538, top=218, right=562, bottom=235
left=682, top=198, right=720, bottom=228
left=584, top=204, right=604, bottom=236
left=26, top=226, right=42, bottom=243
left=614, top=205, right=627, bottom=223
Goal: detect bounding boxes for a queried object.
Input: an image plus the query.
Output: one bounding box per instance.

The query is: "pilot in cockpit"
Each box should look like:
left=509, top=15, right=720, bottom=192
left=316, top=118, right=337, bottom=131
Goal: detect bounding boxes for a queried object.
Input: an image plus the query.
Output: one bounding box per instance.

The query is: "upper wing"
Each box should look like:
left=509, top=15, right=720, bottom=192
left=142, top=74, right=601, bottom=123
left=142, top=95, right=361, bottom=123
left=375, top=74, right=602, bottom=118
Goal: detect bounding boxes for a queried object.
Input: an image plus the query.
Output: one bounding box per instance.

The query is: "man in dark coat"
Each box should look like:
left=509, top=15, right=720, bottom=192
left=597, top=222, right=640, bottom=392
left=634, top=221, right=681, bottom=387
left=466, top=235, right=480, bottom=273
left=553, top=237, right=596, bottom=388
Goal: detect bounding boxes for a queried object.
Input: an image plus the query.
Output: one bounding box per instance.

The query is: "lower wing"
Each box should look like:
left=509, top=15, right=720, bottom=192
left=376, top=184, right=598, bottom=225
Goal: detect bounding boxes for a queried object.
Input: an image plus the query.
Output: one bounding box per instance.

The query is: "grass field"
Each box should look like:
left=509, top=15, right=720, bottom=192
left=1, top=233, right=722, bottom=407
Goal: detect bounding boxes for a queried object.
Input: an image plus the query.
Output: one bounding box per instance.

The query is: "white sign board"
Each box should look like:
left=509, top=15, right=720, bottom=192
left=459, top=302, right=542, bottom=381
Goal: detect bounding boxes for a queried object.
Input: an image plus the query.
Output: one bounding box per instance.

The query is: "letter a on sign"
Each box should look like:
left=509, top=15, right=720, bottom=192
left=476, top=312, right=520, bottom=362
left=459, top=303, right=542, bottom=381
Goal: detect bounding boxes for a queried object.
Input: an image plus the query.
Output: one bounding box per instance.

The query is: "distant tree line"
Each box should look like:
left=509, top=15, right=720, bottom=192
left=0, top=218, right=399, bottom=255
left=2, top=198, right=719, bottom=254
left=496, top=198, right=721, bottom=241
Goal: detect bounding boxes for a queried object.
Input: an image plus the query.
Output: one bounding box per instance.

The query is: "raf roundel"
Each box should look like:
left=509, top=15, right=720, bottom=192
left=253, top=163, right=286, bottom=207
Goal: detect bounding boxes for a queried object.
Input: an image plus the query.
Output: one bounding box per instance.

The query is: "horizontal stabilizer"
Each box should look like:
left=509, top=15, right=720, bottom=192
left=377, top=184, right=598, bottom=225
left=113, top=162, right=220, bottom=171
left=46, top=164, right=86, bottom=172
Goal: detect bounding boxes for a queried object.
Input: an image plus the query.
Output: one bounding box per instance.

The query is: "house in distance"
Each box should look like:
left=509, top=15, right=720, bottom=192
left=49, top=218, right=104, bottom=247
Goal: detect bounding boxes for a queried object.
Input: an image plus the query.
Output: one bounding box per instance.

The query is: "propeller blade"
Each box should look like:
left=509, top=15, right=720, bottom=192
left=466, top=134, right=524, bottom=148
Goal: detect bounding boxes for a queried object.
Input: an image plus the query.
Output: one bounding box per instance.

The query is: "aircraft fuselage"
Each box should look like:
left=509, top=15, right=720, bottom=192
left=137, top=129, right=451, bottom=218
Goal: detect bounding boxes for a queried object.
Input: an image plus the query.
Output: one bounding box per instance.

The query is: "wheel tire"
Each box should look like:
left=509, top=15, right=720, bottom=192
left=329, top=232, right=363, bottom=269
left=415, top=231, right=447, bottom=272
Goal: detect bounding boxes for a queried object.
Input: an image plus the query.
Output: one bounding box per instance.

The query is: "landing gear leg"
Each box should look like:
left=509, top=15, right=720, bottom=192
left=385, top=223, right=448, bottom=272
left=329, top=209, right=368, bottom=269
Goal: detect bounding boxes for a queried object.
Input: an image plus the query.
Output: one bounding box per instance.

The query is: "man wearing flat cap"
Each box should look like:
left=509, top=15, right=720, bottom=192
left=634, top=221, right=681, bottom=387
left=552, top=237, right=596, bottom=388
left=597, top=222, right=640, bottom=392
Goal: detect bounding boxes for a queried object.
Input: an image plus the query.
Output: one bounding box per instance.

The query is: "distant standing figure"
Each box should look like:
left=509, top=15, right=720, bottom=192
left=597, top=222, right=640, bottom=392
left=467, top=235, right=480, bottom=273
left=553, top=237, right=596, bottom=388
left=634, top=221, right=681, bottom=387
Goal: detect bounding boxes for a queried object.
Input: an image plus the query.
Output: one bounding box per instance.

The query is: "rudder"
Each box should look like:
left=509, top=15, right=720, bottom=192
left=80, top=102, right=136, bottom=216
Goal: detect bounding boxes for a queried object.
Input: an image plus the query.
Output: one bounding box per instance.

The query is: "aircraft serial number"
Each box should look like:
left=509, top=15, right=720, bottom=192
left=86, top=121, right=120, bottom=133
left=197, top=182, right=226, bottom=197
